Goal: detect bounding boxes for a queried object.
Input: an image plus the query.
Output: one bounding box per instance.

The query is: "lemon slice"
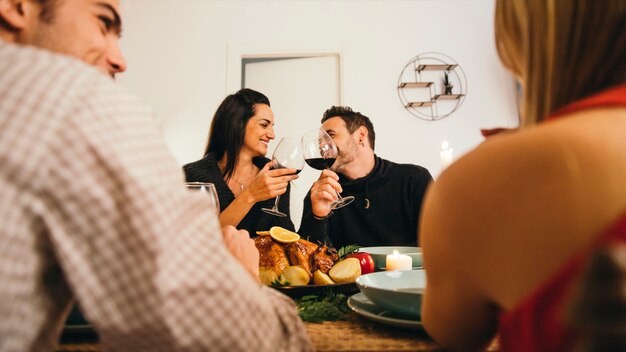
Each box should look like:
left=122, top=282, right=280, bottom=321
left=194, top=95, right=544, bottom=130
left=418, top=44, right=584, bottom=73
left=269, top=226, right=300, bottom=243
left=256, top=230, right=270, bottom=236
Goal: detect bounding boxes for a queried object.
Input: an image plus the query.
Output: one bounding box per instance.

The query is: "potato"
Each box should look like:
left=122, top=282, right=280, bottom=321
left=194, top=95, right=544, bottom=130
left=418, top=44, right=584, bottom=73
left=329, top=258, right=362, bottom=283
left=280, top=265, right=310, bottom=286
left=259, top=267, right=279, bottom=286
left=313, top=270, right=335, bottom=285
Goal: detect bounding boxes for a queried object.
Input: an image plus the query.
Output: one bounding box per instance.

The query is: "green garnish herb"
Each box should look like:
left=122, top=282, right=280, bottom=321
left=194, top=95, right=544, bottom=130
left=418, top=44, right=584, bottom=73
left=337, top=244, right=361, bottom=259
left=297, top=288, right=350, bottom=323
left=270, top=278, right=290, bottom=287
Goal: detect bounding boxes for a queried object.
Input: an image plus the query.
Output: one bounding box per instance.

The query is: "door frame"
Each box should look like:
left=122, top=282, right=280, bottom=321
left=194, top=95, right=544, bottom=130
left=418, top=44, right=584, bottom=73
left=226, top=42, right=345, bottom=104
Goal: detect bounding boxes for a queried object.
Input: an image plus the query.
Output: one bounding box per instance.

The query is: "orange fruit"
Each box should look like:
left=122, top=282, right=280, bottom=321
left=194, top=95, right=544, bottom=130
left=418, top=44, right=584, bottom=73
left=269, top=226, right=300, bottom=243
left=256, top=230, right=270, bottom=236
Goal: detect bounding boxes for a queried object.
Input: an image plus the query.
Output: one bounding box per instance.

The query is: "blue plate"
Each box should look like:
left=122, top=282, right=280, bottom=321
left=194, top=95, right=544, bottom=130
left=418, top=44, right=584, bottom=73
left=355, top=269, right=426, bottom=318
left=348, top=293, right=423, bottom=330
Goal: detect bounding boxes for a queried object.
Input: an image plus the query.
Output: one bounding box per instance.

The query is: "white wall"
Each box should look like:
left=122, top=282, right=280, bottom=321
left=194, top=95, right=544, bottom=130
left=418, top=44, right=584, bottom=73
left=117, top=0, right=518, bottom=180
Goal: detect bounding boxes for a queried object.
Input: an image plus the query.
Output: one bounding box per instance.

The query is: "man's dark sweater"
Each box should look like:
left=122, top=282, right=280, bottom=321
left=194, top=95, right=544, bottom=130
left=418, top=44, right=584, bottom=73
left=298, top=156, right=432, bottom=248
left=183, top=153, right=295, bottom=234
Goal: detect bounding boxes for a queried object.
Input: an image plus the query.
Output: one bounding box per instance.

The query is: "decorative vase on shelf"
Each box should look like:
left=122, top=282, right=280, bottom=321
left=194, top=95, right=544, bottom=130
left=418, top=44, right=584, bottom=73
left=443, top=71, right=454, bottom=95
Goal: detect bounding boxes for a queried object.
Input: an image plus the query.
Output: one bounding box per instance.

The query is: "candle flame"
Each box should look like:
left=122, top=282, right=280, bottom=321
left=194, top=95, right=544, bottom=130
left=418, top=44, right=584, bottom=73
left=200, top=185, right=206, bottom=192
left=392, top=250, right=399, bottom=255
left=441, top=140, right=449, bottom=150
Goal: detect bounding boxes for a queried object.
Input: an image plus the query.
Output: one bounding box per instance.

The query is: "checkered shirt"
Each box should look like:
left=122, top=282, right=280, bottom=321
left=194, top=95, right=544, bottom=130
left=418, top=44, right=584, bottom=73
left=0, top=41, right=312, bottom=351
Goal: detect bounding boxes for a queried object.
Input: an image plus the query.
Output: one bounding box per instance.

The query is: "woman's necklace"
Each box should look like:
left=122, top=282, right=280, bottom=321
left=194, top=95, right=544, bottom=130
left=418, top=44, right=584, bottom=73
left=232, top=165, right=255, bottom=192
left=233, top=176, right=249, bottom=192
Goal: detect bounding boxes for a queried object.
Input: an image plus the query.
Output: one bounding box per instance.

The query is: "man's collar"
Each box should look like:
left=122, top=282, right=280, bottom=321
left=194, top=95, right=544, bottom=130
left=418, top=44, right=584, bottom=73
left=339, top=155, right=380, bottom=184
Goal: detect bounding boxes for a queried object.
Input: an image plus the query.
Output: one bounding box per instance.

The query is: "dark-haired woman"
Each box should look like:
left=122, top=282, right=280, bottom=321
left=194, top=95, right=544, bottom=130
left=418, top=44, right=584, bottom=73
left=183, top=88, right=299, bottom=233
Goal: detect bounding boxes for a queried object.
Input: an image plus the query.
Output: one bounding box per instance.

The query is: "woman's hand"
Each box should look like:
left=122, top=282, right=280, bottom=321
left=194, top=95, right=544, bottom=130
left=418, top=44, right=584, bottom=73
left=221, top=225, right=260, bottom=282
left=309, top=169, right=341, bottom=218
left=244, top=162, right=299, bottom=203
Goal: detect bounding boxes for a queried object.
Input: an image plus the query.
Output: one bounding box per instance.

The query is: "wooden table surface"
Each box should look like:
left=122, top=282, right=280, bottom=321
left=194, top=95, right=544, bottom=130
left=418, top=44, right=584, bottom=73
left=306, top=312, right=441, bottom=351
left=56, top=311, right=499, bottom=352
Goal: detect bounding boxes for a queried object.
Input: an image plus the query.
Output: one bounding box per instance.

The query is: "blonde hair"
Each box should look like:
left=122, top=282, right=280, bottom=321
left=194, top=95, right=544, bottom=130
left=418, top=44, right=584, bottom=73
left=495, top=0, right=626, bottom=126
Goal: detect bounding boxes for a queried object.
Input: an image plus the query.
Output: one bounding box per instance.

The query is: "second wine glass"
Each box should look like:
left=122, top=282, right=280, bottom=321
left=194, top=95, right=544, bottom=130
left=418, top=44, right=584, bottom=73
left=261, top=137, right=304, bottom=217
left=301, top=128, right=354, bottom=209
left=186, top=182, right=220, bottom=214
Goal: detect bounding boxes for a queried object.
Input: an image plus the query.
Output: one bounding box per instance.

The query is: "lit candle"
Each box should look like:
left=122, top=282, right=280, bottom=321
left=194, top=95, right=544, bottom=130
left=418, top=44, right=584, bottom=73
left=386, top=250, right=412, bottom=271
left=440, top=140, right=454, bottom=169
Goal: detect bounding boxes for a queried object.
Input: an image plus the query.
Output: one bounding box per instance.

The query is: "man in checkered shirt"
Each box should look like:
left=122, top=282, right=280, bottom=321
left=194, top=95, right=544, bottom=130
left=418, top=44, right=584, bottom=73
left=0, top=1, right=312, bottom=351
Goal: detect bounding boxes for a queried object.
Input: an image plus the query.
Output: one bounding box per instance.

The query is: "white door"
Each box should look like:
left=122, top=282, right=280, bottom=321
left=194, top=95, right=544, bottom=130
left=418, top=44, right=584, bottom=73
left=244, top=55, right=341, bottom=229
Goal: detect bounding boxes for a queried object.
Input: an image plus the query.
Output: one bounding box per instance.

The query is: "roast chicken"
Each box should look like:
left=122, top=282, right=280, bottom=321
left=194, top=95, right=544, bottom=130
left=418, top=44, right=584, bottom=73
left=254, top=236, right=339, bottom=283
left=313, top=245, right=339, bottom=274
left=286, top=240, right=318, bottom=277
left=254, top=236, right=289, bottom=276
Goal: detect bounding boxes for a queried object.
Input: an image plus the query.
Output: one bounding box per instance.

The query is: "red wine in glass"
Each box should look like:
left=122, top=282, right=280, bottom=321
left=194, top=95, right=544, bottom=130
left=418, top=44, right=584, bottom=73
left=273, top=161, right=303, bottom=174
left=301, top=129, right=354, bottom=209
left=305, top=157, right=336, bottom=170
left=262, top=137, right=304, bottom=217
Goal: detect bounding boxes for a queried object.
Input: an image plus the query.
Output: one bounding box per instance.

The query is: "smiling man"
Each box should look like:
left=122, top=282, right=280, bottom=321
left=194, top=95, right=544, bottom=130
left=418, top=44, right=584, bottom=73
left=299, top=106, right=433, bottom=248
left=0, top=0, right=127, bottom=77
left=0, top=1, right=311, bottom=350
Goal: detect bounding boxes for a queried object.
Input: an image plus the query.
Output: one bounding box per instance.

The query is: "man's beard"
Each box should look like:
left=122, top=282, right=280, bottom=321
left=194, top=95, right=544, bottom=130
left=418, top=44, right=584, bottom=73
left=331, top=138, right=357, bottom=174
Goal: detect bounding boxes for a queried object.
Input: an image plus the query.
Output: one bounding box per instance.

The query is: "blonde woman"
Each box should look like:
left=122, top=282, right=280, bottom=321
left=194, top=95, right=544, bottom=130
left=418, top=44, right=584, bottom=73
left=421, top=1, right=626, bottom=351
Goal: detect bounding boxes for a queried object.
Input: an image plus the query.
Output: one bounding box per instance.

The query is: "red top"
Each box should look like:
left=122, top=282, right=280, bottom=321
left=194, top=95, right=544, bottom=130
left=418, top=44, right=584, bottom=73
left=497, top=84, right=626, bottom=352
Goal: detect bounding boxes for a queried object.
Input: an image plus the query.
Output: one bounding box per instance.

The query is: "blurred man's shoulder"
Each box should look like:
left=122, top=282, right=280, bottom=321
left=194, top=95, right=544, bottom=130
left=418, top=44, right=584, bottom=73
left=1, top=41, right=116, bottom=91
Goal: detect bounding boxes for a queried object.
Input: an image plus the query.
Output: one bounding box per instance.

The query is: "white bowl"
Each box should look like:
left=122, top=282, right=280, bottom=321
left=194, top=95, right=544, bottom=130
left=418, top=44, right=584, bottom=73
left=358, top=246, right=422, bottom=269
left=355, top=269, right=426, bottom=318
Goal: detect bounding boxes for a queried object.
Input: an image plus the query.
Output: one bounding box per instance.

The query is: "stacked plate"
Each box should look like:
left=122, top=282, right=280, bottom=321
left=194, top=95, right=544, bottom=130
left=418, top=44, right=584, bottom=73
left=350, top=269, right=426, bottom=330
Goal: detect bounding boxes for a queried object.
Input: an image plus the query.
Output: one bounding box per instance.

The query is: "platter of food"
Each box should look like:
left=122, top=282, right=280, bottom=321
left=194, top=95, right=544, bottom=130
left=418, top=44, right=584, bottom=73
left=273, top=281, right=359, bottom=299
left=254, top=227, right=372, bottom=299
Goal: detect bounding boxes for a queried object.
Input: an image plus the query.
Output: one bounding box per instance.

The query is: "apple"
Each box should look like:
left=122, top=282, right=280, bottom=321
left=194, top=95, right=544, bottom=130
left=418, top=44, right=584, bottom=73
left=347, top=252, right=375, bottom=275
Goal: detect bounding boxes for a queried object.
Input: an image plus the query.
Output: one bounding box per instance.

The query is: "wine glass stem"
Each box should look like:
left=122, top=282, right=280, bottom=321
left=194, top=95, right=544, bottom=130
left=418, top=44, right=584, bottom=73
left=324, top=167, right=345, bottom=201
left=323, top=233, right=331, bottom=247
left=273, top=195, right=281, bottom=211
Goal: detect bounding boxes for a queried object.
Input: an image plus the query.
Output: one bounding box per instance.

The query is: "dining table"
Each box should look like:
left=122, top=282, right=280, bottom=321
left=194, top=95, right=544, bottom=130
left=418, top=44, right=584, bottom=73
left=55, top=310, right=500, bottom=352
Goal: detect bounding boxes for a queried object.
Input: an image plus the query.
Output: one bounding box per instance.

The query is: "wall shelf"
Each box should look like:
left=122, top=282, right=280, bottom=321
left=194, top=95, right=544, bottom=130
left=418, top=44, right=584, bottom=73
left=416, top=64, right=458, bottom=72
left=406, top=101, right=434, bottom=107
left=399, top=82, right=434, bottom=88
left=434, top=94, right=465, bottom=100
left=397, top=52, right=467, bottom=121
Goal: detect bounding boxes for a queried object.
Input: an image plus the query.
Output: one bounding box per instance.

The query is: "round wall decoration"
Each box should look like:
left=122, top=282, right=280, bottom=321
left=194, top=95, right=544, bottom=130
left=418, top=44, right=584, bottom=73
left=397, top=52, right=467, bottom=121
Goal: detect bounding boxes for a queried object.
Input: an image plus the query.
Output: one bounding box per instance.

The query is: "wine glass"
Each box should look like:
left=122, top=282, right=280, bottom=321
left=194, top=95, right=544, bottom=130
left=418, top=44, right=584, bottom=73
left=301, top=128, right=354, bottom=209
left=261, top=137, right=305, bottom=217
left=186, top=182, right=220, bottom=214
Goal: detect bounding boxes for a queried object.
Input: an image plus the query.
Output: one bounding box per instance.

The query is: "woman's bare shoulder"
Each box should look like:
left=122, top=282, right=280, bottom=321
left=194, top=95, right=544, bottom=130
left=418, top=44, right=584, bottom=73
left=431, top=109, right=626, bottom=237
left=422, top=108, right=626, bottom=303
left=425, top=124, right=575, bottom=239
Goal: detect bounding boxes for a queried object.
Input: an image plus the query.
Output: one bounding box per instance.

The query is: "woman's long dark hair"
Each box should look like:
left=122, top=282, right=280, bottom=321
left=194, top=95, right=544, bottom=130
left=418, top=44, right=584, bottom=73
left=204, top=88, right=270, bottom=182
